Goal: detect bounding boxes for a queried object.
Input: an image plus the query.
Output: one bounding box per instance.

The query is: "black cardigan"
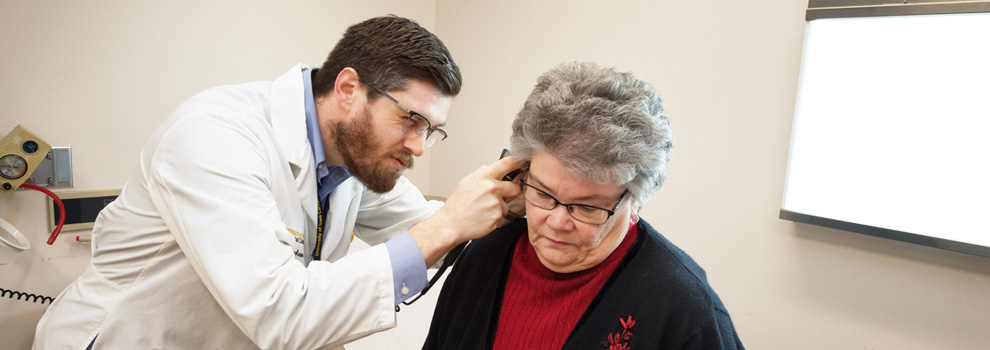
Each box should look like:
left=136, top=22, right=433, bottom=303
left=423, top=219, right=744, bottom=349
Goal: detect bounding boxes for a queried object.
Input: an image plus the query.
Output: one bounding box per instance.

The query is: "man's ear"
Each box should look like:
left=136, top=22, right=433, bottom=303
left=333, top=67, right=362, bottom=111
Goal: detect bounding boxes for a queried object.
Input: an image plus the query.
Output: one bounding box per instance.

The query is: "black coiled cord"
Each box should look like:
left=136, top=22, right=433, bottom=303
left=1, top=287, right=55, bottom=304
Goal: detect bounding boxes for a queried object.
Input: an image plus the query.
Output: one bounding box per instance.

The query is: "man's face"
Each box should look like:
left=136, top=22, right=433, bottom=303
left=331, top=80, right=451, bottom=193
left=333, top=107, right=408, bottom=193
left=524, top=151, right=634, bottom=273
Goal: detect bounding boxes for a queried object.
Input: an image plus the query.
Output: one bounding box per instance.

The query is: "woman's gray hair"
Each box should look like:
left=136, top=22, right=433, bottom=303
left=509, top=61, right=674, bottom=206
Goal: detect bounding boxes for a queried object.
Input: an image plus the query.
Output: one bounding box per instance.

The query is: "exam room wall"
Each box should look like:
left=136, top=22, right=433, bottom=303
left=423, top=0, right=990, bottom=349
left=3, top=1, right=989, bottom=349
left=0, top=2, right=437, bottom=349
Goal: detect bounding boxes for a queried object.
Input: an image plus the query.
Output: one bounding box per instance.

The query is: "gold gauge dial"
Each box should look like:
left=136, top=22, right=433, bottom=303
left=0, top=154, right=28, bottom=180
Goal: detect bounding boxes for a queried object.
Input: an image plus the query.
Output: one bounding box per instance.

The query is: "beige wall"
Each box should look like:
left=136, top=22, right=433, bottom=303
left=2, top=1, right=989, bottom=349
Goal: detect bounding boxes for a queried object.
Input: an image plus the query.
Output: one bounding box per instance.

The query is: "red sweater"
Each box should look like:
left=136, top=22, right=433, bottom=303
left=493, top=223, right=638, bottom=350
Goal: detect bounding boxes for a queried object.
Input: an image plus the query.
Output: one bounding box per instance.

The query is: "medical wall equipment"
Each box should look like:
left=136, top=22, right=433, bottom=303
left=0, top=125, right=69, bottom=252
left=1, top=125, right=52, bottom=193
left=48, top=188, right=120, bottom=232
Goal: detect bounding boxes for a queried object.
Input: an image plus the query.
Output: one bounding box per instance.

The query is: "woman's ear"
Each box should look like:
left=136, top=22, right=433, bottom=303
left=629, top=203, right=641, bottom=224
left=333, top=67, right=361, bottom=111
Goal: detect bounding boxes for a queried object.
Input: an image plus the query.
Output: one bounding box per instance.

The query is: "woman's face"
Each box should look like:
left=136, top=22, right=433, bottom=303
left=524, top=151, right=635, bottom=273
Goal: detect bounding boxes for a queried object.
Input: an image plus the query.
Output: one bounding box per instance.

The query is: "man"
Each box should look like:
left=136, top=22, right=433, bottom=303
left=33, top=16, right=520, bottom=350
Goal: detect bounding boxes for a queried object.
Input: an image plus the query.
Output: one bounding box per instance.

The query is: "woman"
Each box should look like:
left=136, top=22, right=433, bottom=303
left=423, top=62, right=743, bottom=349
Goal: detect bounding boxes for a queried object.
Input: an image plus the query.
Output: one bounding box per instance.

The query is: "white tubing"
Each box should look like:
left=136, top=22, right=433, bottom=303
left=0, top=217, right=30, bottom=252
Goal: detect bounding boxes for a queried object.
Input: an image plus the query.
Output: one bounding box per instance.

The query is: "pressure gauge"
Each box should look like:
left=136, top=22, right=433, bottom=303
left=0, top=154, right=28, bottom=180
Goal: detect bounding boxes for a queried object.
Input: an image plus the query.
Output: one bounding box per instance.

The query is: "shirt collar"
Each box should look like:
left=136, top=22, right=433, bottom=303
left=303, top=67, right=326, bottom=168
left=303, top=68, right=351, bottom=195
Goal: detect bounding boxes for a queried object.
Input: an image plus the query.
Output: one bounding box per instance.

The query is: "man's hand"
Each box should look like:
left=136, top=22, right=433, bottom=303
left=409, top=156, right=523, bottom=267
left=499, top=165, right=527, bottom=226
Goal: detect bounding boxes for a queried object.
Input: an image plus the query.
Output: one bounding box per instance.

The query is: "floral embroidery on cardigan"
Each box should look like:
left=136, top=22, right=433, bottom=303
left=602, top=315, right=636, bottom=349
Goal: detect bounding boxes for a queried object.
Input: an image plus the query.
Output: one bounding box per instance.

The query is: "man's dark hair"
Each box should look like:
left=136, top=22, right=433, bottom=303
left=313, top=15, right=461, bottom=100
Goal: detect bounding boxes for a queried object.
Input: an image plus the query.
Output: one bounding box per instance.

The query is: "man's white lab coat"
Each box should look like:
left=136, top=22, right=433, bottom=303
left=33, top=65, right=442, bottom=350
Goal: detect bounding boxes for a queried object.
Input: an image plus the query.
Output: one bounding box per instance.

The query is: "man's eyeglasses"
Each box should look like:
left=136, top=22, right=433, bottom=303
left=520, top=172, right=627, bottom=225
left=373, top=87, right=448, bottom=147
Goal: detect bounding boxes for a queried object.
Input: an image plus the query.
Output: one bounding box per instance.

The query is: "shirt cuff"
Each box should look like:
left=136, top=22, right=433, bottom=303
left=384, top=232, right=428, bottom=305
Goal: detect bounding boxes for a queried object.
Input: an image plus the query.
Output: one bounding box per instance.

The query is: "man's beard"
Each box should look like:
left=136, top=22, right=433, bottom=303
left=331, top=108, right=414, bottom=193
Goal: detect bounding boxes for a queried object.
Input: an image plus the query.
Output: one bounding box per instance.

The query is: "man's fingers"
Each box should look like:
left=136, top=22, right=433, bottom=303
left=492, top=174, right=522, bottom=199
left=479, top=156, right=523, bottom=198
left=487, top=156, right=524, bottom=181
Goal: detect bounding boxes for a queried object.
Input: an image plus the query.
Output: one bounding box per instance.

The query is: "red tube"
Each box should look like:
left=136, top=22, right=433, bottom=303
left=18, top=183, right=65, bottom=245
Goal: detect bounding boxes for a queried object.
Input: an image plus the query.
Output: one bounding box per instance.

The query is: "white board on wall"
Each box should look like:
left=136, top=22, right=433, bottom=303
left=781, top=12, right=990, bottom=257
